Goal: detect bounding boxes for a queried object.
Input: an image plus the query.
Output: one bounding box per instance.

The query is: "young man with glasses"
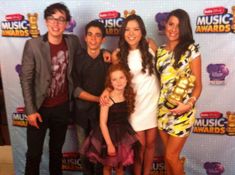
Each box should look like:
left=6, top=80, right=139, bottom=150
left=20, top=3, right=82, bottom=175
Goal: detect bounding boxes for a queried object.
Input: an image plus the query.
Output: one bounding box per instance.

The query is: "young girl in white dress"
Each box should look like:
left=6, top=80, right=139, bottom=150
left=101, top=14, right=160, bottom=175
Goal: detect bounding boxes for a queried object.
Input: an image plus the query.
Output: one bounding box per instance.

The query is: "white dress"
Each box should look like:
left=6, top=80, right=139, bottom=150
left=128, top=49, right=160, bottom=131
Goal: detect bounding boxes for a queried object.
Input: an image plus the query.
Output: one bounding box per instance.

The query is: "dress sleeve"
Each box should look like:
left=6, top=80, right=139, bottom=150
left=189, top=43, right=200, bottom=60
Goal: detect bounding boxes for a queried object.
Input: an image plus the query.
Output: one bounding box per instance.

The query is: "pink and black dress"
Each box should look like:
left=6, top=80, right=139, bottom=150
left=80, top=100, right=140, bottom=167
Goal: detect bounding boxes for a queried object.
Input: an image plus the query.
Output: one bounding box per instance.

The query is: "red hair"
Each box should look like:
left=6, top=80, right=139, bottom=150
left=105, top=64, right=136, bottom=114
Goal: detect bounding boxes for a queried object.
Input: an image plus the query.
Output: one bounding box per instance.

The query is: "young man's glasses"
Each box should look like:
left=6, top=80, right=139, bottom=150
left=47, top=16, right=67, bottom=25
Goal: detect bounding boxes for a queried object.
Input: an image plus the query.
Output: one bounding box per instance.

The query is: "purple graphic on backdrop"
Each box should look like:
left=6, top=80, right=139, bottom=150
left=207, top=64, right=229, bottom=84
left=204, top=162, right=225, bottom=175
left=155, top=12, right=169, bottom=33
left=66, top=18, right=76, bottom=32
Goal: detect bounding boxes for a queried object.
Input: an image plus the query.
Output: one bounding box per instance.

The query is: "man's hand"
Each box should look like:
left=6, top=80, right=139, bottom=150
left=103, top=50, right=112, bottom=63
left=27, top=113, right=42, bottom=129
left=99, top=88, right=111, bottom=106
left=147, top=37, right=158, bottom=53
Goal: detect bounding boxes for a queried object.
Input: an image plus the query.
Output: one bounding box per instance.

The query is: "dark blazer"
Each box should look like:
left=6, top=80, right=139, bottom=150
left=20, top=33, right=82, bottom=115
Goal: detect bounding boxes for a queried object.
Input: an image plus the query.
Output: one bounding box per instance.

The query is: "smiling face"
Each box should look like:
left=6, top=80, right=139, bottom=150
left=85, top=26, right=105, bottom=52
left=46, top=10, right=68, bottom=41
left=165, top=15, right=180, bottom=44
left=110, top=70, right=127, bottom=92
left=124, top=19, right=142, bottom=50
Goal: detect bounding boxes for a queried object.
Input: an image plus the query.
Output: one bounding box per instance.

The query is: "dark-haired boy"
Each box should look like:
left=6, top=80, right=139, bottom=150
left=73, top=20, right=109, bottom=175
left=20, top=3, right=82, bottom=175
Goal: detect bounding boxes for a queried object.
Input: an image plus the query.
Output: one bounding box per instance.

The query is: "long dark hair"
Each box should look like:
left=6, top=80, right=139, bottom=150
left=118, top=14, right=155, bottom=75
left=105, top=64, right=135, bottom=115
left=167, top=9, right=195, bottom=68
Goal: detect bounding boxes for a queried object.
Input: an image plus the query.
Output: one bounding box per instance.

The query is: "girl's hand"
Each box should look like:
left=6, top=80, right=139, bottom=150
left=107, top=144, right=116, bottom=157
left=99, top=88, right=111, bottom=106
left=111, top=48, right=120, bottom=64
left=169, top=101, right=192, bottom=116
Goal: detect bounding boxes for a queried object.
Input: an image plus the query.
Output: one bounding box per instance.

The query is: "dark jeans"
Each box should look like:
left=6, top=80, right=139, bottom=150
left=81, top=156, right=103, bottom=175
left=76, top=124, right=103, bottom=175
left=25, top=102, right=69, bottom=175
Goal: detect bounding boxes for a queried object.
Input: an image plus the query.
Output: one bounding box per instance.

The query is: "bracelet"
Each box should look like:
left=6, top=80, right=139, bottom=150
left=186, top=101, right=193, bottom=109
left=190, top=96, right=197, bottom=102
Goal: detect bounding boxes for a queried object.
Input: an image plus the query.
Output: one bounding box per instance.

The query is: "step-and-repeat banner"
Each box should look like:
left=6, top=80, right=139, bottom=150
left=1, top=0, right=235, bottom=174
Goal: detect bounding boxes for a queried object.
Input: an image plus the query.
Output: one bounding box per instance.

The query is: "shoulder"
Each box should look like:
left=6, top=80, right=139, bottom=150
left=25, top=36, right=43, bottom=45
left=157, top=44, right=167, bottom=55
left=64, top=34, right=81, bottom=48
left=64, top=34, right=80, bottom=42
left=157, top=44, right=166, bottom=51
left=75, top=49, right=87, bottom=65
left=188, top=43, right=200, bottom=59
left=23, top=36, right=45, bottom=52
left=107, top=94, right=116, bottom=107
left=100, top=103, right=112, bottom=112
left=160, top=44, right=166, bottom=49
left=188, top=43, right=199, bottom=51
left=64, top=34, right=82, bottom=53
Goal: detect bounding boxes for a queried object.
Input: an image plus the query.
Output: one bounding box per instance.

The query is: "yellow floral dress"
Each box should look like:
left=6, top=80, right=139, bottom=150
left=156, top=43, right=200, bottom=137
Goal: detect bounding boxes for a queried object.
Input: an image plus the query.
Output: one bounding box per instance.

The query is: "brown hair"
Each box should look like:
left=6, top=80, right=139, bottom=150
left=166, top=9, right=196, bottom=68
left=44, top=2, right=71, bottom=21
left=105, top=64, right=135, bottom=115
left=118, top=14, right=155, bottom=75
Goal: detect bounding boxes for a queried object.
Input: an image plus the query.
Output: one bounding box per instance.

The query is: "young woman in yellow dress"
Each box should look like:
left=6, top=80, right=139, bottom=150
left=156, top=9, right=202, bottom=175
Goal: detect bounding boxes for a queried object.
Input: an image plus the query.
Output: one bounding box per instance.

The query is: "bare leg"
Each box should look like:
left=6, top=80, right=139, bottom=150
left=103, top=165, right=112, bottom=175
left=143, top=127, right=157, bottom=175
left=133, top=131, right=145, bottom=175
left=115, top=165, right=124, bottom=175
left=158, top=129, right=169, bottom=147
left=159, top=130, right=171, bottom=175
left=165, top=136, right=188, bottom=175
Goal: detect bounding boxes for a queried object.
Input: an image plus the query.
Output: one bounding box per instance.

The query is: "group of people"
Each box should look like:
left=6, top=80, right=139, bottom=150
left=20, top=2, right=202, bottom=175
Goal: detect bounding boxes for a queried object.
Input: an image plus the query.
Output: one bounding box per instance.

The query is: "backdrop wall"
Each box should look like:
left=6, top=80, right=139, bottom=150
left=0, top=1, right=235, bottom=175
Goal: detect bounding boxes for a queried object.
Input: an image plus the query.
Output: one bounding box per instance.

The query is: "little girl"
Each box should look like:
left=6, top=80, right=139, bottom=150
left=80, top=64, right=140, bottom=175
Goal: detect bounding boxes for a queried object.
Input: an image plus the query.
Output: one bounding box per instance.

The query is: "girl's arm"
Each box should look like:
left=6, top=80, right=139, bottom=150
left=99, top=105, right=116, bottom=156
left=189, top=55, right=202, bottom=102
